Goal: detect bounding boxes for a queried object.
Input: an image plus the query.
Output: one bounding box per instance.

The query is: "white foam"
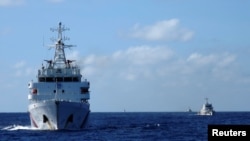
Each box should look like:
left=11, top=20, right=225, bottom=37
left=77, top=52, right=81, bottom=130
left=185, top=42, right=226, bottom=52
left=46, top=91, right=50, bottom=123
left=1, top=125, right=40, bottom=131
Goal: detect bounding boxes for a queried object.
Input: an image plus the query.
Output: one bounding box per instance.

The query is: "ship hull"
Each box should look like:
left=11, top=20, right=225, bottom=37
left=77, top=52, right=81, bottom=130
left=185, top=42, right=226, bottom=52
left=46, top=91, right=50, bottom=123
left=198, top=110, right=214, bottom=116
left=28, top=100, right=90, bottom=130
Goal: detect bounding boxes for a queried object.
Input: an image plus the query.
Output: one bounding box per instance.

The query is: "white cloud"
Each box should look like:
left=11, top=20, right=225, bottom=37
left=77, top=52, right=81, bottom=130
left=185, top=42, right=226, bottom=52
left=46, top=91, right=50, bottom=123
left=82, top=54, right=112, bottom=79
left=7, top=45, right=241, bottom=112
left=0, top=0, right=25, bottom=6
left=130, top=19, right=194, bottom=41
left=12, top=60, right=36, bottom=77
left=217, top=53, right=236, bottom=68
left=0, top=0, right=64, bottom=7
left=113, top=45, right=174, bottom=65
left=187, top=52, right=236, bottom=68
left=0, top=27, right=12, bottom=36
left=13, top=60, right=26, bottom=69
left=47, top=0, right=64, bottom=3
left=81, top=45, right=174, bottom=81
left=80, top=46, right=237, bottom=84
left=66, top=50, right=80, bottom=60
left=77, top=46, right=242, bottom=112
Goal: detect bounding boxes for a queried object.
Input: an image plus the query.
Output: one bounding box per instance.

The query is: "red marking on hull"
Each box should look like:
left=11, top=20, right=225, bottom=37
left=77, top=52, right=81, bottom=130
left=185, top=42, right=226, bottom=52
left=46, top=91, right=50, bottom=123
left=30, top=113, right=38, bottom=128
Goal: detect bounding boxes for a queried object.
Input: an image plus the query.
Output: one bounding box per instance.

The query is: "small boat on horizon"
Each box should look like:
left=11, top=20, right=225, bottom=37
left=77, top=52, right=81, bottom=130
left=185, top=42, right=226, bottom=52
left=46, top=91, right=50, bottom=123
left=187, top=107, right=192, bottom=112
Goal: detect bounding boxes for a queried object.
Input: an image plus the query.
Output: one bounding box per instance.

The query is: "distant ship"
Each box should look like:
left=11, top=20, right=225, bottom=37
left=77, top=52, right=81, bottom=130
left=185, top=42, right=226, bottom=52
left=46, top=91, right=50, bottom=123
left=27, top=22, right=90, bottom=130
left=197, top=98, right=214, bottom=116
left=187, top=107, right=192, bottom=112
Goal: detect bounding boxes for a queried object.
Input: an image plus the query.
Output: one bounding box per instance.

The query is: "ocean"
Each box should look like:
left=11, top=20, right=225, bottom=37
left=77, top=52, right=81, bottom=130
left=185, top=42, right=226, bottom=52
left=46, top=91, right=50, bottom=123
left=1, top=112, right=250, bottom=141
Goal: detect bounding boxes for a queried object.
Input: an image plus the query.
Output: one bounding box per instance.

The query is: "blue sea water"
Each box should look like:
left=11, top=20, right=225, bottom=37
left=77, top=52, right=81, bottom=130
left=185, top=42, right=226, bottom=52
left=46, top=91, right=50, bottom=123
left=1, top=112, right=250, bottom=141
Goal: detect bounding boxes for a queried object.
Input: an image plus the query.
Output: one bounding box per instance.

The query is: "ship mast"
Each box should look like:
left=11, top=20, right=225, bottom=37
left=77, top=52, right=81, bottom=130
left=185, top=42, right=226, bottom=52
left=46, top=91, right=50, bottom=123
left=205, top=98, right=209, bottom=104
left=50, top=22, right=75, bottom=68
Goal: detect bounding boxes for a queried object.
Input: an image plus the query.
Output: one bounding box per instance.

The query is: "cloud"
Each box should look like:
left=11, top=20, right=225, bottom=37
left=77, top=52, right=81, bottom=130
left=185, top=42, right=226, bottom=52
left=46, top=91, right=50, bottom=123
left=79, top=45, right=237, bottom=84
left=8, top=45, right=241, bottom=112
left=13, top=60, right=26, bottom=69
left=81, top=45, right=174, bottom=81
left=129, top=19, right=194, bottom=42
left=0, top=0, right=65, bottom=7
left=112, top=45, right=174, bottom=65
left=0, top=0, right=25, bottom=6
left=12, top=60, right=36, bottom=77
left=76, top=45, right=241, bottom=112
left=0, top=27, right=12, bottom=37
left=66, top=50, right=80, bottom=60
left=47, top=0, right=64, bottom=3
left=12, top=47, right=237, bottom=84
left=10, top=48, right=236, bottom=90
left=186, top=52, right=236, bottom=69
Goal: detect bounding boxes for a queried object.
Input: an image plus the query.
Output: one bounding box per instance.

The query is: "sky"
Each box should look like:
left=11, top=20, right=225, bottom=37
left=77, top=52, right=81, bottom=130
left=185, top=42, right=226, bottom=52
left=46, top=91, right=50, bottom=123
left=1, top=0, right=250, bottom=112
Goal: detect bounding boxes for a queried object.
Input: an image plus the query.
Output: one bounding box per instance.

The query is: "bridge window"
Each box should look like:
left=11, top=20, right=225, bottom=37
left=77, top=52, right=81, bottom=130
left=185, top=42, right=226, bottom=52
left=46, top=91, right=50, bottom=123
left=46, top=77, right=54, bottom=82
left=56, top=77, right=63, bottom=82
left=56, top=69, right=62, bottom=73
left=64, top=77, right=72, bottom=82
left=39, top=77, right=45, bottom=82
left=38, top=76, right=80, bottom=82
left=81, top=87, right=89, bottom=94
left=73, top=77, right=79, bottom=82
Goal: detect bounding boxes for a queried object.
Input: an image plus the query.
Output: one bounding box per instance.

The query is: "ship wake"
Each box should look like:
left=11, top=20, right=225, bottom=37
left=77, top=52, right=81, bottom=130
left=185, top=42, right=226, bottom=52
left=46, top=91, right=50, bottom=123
left=1, top=124, right=40, bottom=131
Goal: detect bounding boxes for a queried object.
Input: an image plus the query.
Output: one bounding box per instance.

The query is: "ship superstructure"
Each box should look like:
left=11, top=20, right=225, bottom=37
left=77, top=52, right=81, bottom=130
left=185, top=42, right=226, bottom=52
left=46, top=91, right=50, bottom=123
left=28, top=22, right=90, bottom=130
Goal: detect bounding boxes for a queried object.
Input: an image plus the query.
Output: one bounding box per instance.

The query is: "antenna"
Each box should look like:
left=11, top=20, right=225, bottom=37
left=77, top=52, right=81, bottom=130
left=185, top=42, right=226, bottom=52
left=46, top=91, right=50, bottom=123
left=48, top=22, right=76, bottom=68
left=43, top=35, right=44, bottom=47
left=50, top=22, right=70, bottom=39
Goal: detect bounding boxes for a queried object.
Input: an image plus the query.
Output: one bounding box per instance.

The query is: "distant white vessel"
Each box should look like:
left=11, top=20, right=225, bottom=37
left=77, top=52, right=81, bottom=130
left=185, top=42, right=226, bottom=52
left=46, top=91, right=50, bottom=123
left=197, top=98, right=215, bottom=116
left=28, top=22, right=90, bottom=130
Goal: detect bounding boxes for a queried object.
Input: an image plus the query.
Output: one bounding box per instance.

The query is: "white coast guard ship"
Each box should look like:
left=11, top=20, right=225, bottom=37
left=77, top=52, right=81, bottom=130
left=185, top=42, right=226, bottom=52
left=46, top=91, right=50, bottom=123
left=197, top=98, right=214, bottom=116
left=28, top=22, right=90, bottom=130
